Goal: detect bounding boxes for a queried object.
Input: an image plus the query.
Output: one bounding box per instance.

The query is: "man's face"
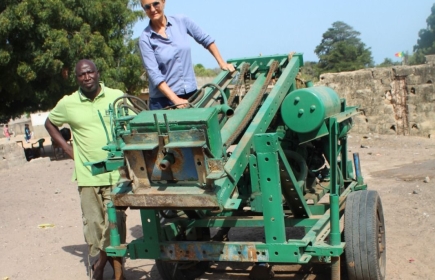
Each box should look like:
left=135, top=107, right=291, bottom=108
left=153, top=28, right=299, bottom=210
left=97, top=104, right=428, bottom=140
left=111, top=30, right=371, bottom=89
left=75, top=61, right=100, bottom=93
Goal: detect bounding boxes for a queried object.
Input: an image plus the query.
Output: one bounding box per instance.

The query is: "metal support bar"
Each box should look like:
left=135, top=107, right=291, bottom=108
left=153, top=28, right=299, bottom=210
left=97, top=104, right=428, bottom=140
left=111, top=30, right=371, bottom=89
left=105, top=202, right=128, bottom=259
left=328, top=118, right=340, bottom=246
left=277, top=147, right=311, bottom=218
left=127, top=210, right=162, bottom=259
left=353, top=152, right=364, bottom=185
left=108, top=202, right=121, bottom=247
left=217, top=55, right=303, bottom=209
left=254, top=133, right=286, bottom=244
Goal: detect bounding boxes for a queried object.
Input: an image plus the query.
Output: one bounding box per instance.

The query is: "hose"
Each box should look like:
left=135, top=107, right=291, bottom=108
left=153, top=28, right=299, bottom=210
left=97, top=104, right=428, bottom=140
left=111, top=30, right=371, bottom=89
left=283, top=150, right=309, bottom=193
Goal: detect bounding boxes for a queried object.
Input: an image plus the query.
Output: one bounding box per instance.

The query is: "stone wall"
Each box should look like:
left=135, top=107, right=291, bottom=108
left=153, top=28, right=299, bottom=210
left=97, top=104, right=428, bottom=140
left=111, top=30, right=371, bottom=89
left=0, top=142, right=27, bottom=170
left=196, top=76, right=215, bottom=89
left=316, top=64, right=435, bottom=137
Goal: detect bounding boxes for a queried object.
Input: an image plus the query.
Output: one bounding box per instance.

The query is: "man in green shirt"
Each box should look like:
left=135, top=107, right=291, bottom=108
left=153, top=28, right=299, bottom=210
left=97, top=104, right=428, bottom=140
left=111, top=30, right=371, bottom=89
left=45, top=59, right=125, bottom=280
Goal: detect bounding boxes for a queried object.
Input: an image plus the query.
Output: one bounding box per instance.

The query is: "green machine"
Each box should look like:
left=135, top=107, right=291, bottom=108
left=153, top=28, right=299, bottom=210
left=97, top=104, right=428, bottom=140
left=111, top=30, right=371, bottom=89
left=89, top=54, right=386, bottom=279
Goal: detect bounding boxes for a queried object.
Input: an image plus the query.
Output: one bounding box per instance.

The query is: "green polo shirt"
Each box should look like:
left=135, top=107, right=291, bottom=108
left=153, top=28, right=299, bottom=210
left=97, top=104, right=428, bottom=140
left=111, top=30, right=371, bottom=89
left=49, top=83, right=123, bottom=186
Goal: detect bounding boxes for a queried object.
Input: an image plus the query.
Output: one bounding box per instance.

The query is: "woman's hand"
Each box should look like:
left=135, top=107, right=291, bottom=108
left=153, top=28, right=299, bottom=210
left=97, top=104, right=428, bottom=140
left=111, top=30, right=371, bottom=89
left=207, top=43, right=235, bottom=73
left=220, top=62, right=235, bottom=72
left=170, top=96, right=189, bottom=109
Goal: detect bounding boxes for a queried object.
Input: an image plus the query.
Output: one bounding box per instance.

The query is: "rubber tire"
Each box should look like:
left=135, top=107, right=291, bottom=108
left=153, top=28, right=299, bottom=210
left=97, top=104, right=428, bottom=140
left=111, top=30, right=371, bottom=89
left=156, top=210, right=210, bottom=280
left=344, top=190, right=386, bottom=280
left=156, top=260, right=210, bottom=280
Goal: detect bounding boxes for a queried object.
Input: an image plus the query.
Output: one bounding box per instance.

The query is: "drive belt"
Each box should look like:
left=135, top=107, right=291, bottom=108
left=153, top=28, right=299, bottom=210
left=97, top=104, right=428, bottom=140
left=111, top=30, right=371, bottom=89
left=228, top=63, right=250, bottom=106
left=224, top=60, right=279, bottom=147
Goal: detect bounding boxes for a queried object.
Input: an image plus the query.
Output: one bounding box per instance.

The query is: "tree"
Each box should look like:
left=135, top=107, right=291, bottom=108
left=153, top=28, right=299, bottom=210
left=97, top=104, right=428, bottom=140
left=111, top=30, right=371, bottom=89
left=0, top=0, right=146, bottom=120
left=376, top=58, right=401, bottom=68
left=407, top=51, right=426, bottom=65
left=412, top=3, right=435, bottom=65
left=194, top=64, right=219, bottom=77
left=300, top=61, right=320, bottom=82
left=314, top=21, right=373, bottom=74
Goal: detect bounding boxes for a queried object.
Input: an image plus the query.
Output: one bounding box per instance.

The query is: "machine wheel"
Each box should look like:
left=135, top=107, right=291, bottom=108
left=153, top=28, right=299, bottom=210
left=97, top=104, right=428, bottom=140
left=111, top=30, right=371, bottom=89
left=156, top=211, right=210, bottom=280
left=156, top=260, right=210, bottom=280
left=344, top=190, right=386, bottom=280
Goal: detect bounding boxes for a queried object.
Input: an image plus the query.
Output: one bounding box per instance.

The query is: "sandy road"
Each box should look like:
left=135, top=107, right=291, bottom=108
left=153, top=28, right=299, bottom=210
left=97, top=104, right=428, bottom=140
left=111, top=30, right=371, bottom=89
left=0, top=133, right=434, bottom=279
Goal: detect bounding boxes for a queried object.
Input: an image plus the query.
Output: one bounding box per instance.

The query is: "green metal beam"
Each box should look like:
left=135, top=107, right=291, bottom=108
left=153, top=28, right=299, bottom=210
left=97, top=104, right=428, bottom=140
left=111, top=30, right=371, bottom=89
left=216, top=55, right=303, bottom=209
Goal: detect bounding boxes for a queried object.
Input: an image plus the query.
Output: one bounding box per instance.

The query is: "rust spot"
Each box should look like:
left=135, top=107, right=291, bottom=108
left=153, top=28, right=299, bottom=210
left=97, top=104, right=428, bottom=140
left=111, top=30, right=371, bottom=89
left=348, top=261, right=355, bottom=268
left=208, top=159, right=223, bottom=173
left=247, top=247, right=258, bottom=262
left=172, top=243, right=203, bottom=260
left=144, top=150, right=159, bottom=175
left=167, top=148, right=184, bottom=173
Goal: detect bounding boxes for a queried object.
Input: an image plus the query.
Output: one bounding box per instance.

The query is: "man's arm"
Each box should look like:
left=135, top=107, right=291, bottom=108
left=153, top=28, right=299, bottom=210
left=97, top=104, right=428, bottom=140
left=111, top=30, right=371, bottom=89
left=44, top=118, right=74, bottom=160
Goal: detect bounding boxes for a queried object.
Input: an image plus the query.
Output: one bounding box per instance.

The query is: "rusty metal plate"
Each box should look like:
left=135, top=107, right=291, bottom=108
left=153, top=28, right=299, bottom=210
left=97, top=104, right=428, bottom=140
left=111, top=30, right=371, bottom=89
left=125, top=150, right=150, bottom=191
left=160, top=242, right=269, bottom=262
left=113, top=185, right=220, bottom=209
left=165, top=130, right=206, bottom=148
left=122, top=132, right=159, bottom=151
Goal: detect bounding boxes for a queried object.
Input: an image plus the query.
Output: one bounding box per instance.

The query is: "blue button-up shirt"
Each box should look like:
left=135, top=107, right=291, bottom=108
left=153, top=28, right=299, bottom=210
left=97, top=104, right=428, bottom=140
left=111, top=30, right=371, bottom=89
left=139, top=14, right=214, bottom=99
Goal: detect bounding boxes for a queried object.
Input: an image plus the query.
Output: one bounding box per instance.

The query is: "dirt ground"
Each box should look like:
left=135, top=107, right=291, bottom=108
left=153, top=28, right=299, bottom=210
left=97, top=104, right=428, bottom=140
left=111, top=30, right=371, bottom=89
left=0, top=133, right=434, bottom=280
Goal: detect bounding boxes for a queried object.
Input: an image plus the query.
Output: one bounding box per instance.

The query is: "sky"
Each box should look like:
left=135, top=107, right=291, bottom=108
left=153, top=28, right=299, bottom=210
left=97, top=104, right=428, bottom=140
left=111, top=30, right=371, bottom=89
left=132, top=0, right=435, bottom=68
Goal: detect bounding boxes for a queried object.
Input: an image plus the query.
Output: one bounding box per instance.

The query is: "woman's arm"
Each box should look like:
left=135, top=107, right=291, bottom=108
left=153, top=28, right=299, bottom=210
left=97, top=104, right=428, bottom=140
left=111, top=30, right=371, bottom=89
left=207, top=42, right=235, bottom=72
left=139, top=34, right=189, bottom=108
left=157, top=81, right=189, bottom=108
left=183, top=16, right=235, bottom=73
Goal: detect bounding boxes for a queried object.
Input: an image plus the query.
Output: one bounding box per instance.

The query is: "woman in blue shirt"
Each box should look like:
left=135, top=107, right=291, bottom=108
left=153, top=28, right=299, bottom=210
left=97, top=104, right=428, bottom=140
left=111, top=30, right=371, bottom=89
left=139, top=0, right=235, bottom=110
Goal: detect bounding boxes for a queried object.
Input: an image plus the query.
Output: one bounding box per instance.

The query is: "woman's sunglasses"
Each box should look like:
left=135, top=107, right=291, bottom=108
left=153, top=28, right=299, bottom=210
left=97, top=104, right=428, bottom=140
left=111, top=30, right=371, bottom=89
left=143, top=1, right=161, bottom=11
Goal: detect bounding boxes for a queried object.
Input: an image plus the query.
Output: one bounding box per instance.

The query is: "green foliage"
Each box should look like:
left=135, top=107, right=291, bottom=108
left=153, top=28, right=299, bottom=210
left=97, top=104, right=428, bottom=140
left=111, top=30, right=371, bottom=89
left=376, top=58, right=402, bottom=67
left=194, top=64, right=219, bottom=77
left=314, top=21, right=374, bottom=74
left=0, top=0, right=146, bottom=119
left=0, top=115, right=11, bottom=124
left=412, top=3, right=435, bottom=65
left=300, top=61, right=320, bottom=82
left=407, top=51, right=426, bottom=65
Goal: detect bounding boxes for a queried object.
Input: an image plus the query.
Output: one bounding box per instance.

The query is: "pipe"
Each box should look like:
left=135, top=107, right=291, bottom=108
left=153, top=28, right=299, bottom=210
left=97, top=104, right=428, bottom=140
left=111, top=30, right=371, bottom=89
left=107, top=203, right=125, bottom=280
left=221, top=74, right=267, bottom=145
left=112, top=94, right=149, bottom=112
left=353, top=152, right=364, bottom=185
left=329, top=194, right=340, bottom=246
left=331, top=256, right=340, bottom=280
left=107, top=201, right=121, bottom=247
left=97, top=110, right=111, bottom=144
left=160, top=153, right=175, bottom=170
left=218, top=104, right=234, bottom=117
left=199, top=83, right=229, bottom=105
left=283, top=150, right=308, bottom=192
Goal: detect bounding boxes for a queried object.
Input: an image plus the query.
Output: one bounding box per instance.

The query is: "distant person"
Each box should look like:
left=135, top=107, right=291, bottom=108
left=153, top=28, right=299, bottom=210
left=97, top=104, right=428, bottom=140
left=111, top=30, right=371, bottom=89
left=24, top=124, right=32, bottom=143
left=138, top=0, right=235, bottom=110
left=3, top=124, right=10, bottom=141
left=44, top=59, right=126, bottom=280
